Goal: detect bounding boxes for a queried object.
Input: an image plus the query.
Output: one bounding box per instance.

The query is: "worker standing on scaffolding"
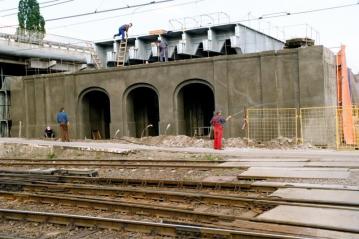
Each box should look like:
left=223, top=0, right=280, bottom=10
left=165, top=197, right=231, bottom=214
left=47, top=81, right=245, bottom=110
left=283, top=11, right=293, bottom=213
left=210, top=111, right=231, bottom=150
left=113, top=23, right=133, bottom=41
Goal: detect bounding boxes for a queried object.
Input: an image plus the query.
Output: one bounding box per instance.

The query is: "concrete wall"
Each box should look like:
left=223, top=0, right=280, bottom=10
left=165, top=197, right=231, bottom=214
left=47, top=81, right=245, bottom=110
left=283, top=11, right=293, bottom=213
left=9, top=45, right=337, bottom=140
left=349, top=71, right=359, bottom=104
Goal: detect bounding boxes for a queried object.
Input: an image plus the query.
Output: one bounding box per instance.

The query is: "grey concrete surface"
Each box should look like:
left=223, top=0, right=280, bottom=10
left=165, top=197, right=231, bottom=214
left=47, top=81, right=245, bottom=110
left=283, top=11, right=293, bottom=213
left=8, top=45, right=337, bottom=142
left=257, top=205, right=359, bottom=233
left=238, top=167, right=350, bottom=179
left=1, top=138, right=359, bottom=159
left=253, top=181, right=359, bottom=191
left=221, top=161, right=359, bottom=168
left=219, top=161, right=307, bottom=167
left=270, top=188, right=359, bottom=205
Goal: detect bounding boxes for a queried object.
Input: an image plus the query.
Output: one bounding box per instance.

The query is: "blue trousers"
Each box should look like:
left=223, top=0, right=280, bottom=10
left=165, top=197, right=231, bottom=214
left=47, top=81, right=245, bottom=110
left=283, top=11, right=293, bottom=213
left=114, top=27, right=126, bottom=40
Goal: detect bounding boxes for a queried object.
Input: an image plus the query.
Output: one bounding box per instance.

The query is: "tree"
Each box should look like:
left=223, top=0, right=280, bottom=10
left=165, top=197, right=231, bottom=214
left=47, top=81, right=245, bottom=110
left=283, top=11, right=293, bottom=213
left=18, top=0, right=45, bottom=34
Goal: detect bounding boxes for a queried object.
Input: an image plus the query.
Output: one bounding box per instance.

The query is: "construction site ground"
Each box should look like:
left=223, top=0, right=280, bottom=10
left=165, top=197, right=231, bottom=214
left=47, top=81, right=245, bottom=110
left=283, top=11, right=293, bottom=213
left=0, top=136, right=358, bottom=239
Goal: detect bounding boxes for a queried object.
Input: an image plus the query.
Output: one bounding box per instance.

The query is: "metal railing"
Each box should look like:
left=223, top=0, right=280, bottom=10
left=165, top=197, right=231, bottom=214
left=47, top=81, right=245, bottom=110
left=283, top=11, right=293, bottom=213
left=247, top=108, right=297, bottom=143
left=192, top=126, right=211, bottom=138
left=246, top=106, right=359, bottom=150
left=0, top=26, right=96, bottom=57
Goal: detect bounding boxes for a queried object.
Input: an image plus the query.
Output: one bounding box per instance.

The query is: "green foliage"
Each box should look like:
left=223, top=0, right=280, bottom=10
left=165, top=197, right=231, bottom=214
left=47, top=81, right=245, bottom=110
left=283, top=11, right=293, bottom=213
left=18, top=0, right=45, bottom=33
left=203, top=154, right=220, bottom=161
left=47, top=152, right=56, bottom=159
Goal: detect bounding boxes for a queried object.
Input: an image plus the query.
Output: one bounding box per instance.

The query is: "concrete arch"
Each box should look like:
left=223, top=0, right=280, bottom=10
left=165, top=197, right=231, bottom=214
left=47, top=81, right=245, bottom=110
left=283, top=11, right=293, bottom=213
left=123, top=83, right=160, bottom=138
left=174, top=79, right=215, bottom=136
left=77, top=87, right=111, bottom=139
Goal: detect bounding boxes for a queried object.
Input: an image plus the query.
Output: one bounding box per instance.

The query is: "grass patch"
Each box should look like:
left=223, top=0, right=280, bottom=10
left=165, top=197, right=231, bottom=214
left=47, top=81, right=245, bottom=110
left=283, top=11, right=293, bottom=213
left=203, top=154, right=220, bottom=161
left=47, top=152, right=56, bottom=159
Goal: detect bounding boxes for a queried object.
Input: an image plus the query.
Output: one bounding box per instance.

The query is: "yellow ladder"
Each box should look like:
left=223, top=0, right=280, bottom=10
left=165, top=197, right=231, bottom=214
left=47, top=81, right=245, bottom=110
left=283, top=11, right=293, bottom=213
left=117, top=39, right=128, bottom=67
left=86, top=42, right=101, bottom=69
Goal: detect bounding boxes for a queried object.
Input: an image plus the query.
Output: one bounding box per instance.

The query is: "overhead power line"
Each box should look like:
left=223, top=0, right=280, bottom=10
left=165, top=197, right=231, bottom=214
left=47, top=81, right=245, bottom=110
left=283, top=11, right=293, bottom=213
left=0, top=0, right=174, bottom=28
left=48, top=0, right=203, bottom=30
left=46, top=0, right=174, bottom=22
left=0, top=0, right=75, bottom=17
left=0, top=0, right=62, bottom=13
left=256, top=2, right=359, bottom=20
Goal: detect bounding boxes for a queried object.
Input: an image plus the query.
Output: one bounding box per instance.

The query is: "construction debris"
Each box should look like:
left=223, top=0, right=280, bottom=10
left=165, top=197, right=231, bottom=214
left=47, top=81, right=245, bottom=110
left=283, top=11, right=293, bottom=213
left=285, top=37, right=315, bottom=48
left=148, top=29, right=167, bottom=35
left=120, top=135, right=314, bottom=149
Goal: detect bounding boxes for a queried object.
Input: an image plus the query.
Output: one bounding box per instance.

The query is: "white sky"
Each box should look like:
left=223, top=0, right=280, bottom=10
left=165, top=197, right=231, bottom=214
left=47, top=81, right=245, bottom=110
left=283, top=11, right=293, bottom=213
left=0, top=0, right=358, bottom=73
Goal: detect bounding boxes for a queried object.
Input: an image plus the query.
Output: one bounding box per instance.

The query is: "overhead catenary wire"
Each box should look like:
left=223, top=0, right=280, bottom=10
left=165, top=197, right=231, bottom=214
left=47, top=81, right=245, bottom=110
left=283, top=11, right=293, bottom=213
left=48, top=0, right=204, bottom=30
left=2, top=0, right=358, bottom=29
left=30, top=0, right=359, bottom=34
left=0, top=0, right=64, bottom=13
left=0, top=0, right=174, bottom=28
left=0, top=0, right=75, bottom=18
left=46, top=0, right=174, bottom=22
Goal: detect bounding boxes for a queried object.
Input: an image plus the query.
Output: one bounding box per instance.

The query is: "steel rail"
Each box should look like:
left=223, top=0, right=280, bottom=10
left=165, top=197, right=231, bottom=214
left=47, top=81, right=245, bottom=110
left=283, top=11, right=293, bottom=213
left=0, top=191, right=242, bottom=224
left=0, top=162, right=239, bottom=168
left=0, top=158, right=227, bottom=163
left=2, top=191, right=358, bottom=234
left=4, top=180, right=359, bottom=209
left=0, top=235, right=27, bottom=239
left=0, top=208, right=319, bottom=239
left=0, top=173, right=269, bottom=191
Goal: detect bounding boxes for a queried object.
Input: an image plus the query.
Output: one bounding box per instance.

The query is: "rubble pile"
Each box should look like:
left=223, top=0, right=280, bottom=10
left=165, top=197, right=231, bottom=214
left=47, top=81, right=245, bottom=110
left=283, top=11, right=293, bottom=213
left=119, top=135, right=315, bottom=149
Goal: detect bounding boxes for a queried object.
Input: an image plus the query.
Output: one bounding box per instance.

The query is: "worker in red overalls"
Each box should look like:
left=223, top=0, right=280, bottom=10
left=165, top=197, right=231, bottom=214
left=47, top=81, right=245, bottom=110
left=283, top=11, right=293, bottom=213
left=210, top=111, right=231, bottom=150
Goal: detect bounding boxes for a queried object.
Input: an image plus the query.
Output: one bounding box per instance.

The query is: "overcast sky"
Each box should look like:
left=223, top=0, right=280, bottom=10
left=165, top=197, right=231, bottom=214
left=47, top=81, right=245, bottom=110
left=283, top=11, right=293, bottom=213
left=0, top=0, right=358, bottom=73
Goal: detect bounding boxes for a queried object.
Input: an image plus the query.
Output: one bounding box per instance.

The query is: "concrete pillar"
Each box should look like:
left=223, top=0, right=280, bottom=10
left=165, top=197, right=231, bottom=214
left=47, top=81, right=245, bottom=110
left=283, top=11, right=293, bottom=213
left=177, top=32, right=200, bottom=56
left=128, top=39, right=151, bottom=61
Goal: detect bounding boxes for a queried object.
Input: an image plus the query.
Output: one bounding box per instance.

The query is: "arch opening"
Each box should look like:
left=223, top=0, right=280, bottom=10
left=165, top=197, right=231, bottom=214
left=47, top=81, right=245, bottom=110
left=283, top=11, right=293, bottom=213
left=80, top=90, right=111, bottom=139
left=126, top=87, right=159, bottom=138
left=177, top=82, right=214, bottom=136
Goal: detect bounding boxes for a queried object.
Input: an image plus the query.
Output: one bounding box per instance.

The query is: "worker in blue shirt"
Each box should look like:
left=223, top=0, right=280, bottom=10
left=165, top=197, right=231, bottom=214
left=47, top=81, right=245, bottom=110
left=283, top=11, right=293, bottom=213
left=113, top=23, right=133, bottom=41
left=56, top=107, right=70, bottom=142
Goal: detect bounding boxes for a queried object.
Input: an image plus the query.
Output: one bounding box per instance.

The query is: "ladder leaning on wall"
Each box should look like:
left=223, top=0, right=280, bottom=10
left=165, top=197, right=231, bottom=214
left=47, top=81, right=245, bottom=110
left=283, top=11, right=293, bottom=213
left=117, top=38, right=128, bottom=67
left=86, top=42, right=101, bottom=69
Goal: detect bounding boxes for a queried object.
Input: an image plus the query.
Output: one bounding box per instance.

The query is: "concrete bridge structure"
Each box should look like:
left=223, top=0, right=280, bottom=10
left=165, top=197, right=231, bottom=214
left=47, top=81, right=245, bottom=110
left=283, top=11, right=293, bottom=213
left=9, top=45, right=336, bottom=139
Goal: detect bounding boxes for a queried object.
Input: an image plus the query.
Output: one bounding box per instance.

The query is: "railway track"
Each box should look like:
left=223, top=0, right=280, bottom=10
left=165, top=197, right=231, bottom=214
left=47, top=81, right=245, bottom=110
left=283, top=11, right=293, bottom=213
left=0, top=162, right=237, bottom=168
left=1, top=179, right=359, bottom=208
left=0, top=158, right=237, bottom=169
left=1, top=154, right=358, bottom=239
left=0, top=173, right=275, bottom=191
left=0, top=178, right=358, bottom=238
left=0, top=158, right=227, bottom=163
left=1, top=186, right=358, bottom=226
left=0, top=171, right=358, bottom=238
left=0, top=208, right=315, bottom=239
left=1, top=158, right=357, bottom=169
